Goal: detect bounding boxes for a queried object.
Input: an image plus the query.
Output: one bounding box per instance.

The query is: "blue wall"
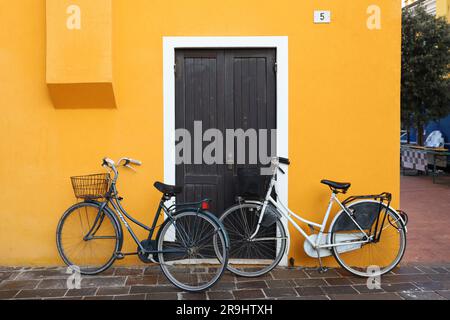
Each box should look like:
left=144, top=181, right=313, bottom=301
left=407, top=114, right=450, bottom=147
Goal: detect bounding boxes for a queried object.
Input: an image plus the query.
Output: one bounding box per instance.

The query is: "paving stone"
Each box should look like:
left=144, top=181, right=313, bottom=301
left=232, top=289, right=265, bottom=300
left=413, top=281, right=450, bottom=291
left=381, top=282, right=421, bottom=293
left=235, top=273, right=273, bottom=281
left=0, top=290, right=19, bottom=299
left=125, top=275, right=158, bottom=286
left=352, top=284, right=385, bottom=294
left=263, top=288, right=297, bottom=298
left=294, top=278, right=328, bottom=287
left=146, top=292, right=179, bottom=300
left=0, top=272, right=14, bottom=281
left=114, top=267, right=144, bottom=276
left=81, top=276, right=127, bottom=288
left=391, top=266, right=424, bottom=275
left=416, top=266, right=442, bottom=274
left=0, top=280, right=40, bottom=290
left=399, top=291, right=446, bottom=300
left=334, top=269, right=355, bottom=277
left=45, top=296, right=84, bottom=300
left=114, top=294, right=146, bottom=300
left=15, top=269, right=68, bottom=280
left=180, top=292, right=207, bottom=300
left=84, top=295, right=114, bottom=300
left=304, top=269, right=341, bottom=278
left=209, top=281, right=236, bottom=291
left=321, top=285, right=358, bottom=295
left=271, top=269, right=308, bottom=280
left=207, top=291, right=234, bottom=300
left=15, top=289, right=68, bottom=299
left=436, top=291, right=450, bottom=299
left=431, top=267, right=449, bottom=274
left=219, top=273, right=238, bottom=282
left=65, top=287, right=98, bottom=297
left=330, top=293, right=403, bottom=300
left=97, top=286, right=130, bottom=296
left=236, top=281, right=267, bottom=289
left=266, top=279, right=295, bottom=288
left=279, top=295, right=329, bottom=300
left=0, top=267, right=22, bottom=272
left=130, top=285, right=179, bottom=294
left=428, top=273, right=450, bottom=281
left=382, top=274, right=432, bottom=283
left=324, top=277, right=353, bottom=286
left=348, top=277, right=371, bottom=285
left=143, top=266, right=161, bottom=275
left=295, top=286, right=325, bottom=296
left=38, top=279, right=67, bottom=289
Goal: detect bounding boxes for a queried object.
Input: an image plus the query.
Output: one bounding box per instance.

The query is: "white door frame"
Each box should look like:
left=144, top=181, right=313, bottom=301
left=162, top=36, right=290, bottom=266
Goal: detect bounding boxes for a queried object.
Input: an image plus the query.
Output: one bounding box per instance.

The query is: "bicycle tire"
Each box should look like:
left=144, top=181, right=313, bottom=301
left=330, top=201, right=407, bottom=277
left=220, top=203, right=287, bottom=278
left=157, top=211, right=229, bottom=292
left=56, top=202, right=122, bottom=275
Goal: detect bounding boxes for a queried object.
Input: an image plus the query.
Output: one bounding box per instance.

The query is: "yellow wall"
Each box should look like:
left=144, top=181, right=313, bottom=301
left=437, top=0, right=450, bottom=20
left=0, top=0, right=401, bottom=267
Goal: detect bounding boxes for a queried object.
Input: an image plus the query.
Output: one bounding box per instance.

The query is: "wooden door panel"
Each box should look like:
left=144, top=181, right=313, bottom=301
left=175, top=49, right=276, bottom=216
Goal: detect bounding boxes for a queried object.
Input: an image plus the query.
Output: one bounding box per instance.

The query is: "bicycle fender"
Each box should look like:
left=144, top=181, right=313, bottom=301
left=328, top=200, right=407, bottom=242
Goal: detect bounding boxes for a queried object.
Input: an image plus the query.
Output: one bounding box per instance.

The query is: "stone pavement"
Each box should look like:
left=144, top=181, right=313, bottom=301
left=1, top=264, right=450, bottom=300
left=401, top=175, right=450, bottom=263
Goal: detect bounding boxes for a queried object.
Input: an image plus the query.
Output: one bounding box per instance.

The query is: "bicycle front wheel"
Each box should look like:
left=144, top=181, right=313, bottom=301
left=157, top=212, right=228, bottom=292
left=56, top=202, right=121, bottom=275
left=220, top=203, right=287, bottom=277
left=330, top=202, right=407, bottom=277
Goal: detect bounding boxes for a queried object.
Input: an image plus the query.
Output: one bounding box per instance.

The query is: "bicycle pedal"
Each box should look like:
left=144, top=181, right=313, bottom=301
left=115, top=252, right=125, bottom=260
left=318, top=267, right=329, bottom=274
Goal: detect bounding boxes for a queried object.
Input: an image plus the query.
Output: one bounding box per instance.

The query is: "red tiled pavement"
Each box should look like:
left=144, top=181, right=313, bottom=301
left=401, top=175, right=450, bottom=263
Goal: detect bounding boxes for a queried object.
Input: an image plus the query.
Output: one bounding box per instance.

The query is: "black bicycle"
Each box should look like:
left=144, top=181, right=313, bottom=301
left=56, top=157, right=229, bottom=292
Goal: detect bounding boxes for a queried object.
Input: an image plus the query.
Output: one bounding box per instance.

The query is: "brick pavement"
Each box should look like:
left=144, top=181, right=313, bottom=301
left=1, top=264, right=450, bottom=300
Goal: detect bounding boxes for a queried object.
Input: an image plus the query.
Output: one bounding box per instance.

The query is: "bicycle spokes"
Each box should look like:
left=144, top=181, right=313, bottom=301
left=157, top=212, right=228, bottom=292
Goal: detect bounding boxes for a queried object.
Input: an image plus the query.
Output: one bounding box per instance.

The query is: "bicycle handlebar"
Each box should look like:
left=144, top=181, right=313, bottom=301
left=102, top=157, right=142, bottom=174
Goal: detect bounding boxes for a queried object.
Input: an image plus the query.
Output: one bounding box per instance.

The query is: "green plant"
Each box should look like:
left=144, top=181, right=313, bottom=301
left=402, top=5, right=450, bottom=145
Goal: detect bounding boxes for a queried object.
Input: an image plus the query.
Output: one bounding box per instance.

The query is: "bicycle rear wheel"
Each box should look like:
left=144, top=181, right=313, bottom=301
left=157, top=211, right=228, bottom=292
left=220, top=203, right=287, bottom=277
left=330, top=201, right=406, bottom=277
left=56, top=202, right=121, bottom=275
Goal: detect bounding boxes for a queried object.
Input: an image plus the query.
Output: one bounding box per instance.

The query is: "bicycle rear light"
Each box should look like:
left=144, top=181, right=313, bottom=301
left=201, top=201, right=210, bottom=210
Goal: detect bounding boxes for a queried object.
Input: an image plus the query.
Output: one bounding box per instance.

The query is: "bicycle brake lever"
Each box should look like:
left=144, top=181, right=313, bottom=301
left=125, top=164, right=137, bottom=172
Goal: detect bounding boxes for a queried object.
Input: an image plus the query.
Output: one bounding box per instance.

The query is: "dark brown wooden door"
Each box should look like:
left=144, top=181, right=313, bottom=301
left=175, top=49, right=276, bottom=216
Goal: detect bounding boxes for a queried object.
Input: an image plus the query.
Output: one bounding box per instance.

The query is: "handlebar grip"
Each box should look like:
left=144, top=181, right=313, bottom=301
left=129, top=159, right=142, bottom=166
left=278, top=157, right=290, bottom=165
left=102, top=158, right=115, bottom=167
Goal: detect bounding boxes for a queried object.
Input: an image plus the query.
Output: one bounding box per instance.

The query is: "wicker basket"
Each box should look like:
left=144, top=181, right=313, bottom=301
left=70, top=173, right=111, bottom=199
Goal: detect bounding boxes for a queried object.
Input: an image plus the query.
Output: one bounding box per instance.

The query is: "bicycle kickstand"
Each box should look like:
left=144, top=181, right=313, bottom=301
left=315, top=249, right=328, bottom=274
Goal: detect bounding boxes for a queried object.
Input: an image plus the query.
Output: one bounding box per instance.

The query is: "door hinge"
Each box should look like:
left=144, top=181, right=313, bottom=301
left=274, top=62, right=278, bottom=74
left=174, top=63, right=177, bottom=76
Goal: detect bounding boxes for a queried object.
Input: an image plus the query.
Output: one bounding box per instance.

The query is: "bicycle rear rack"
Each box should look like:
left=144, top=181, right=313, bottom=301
left=342, top=192, right=392, bottom=206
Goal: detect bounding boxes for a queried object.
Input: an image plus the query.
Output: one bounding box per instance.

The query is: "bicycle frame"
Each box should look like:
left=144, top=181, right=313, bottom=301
left=250, top=168, right=371, bottom=250
left=85, top=167, right=208, bottom=256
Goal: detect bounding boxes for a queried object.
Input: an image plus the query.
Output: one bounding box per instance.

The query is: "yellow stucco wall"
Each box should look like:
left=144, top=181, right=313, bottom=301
left=0, top=0, right=401, bottom=267
left=437, top=0, right=450, bottom=20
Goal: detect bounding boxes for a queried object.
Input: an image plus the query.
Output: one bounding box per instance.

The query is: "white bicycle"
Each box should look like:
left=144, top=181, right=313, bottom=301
left=220, top=157, right=408, bottom=278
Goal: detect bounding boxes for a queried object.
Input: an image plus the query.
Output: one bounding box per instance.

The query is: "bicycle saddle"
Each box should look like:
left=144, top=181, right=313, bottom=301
left=154, top=182, right=183, bottom=196
left=321, top=180, right=351, bottom=191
